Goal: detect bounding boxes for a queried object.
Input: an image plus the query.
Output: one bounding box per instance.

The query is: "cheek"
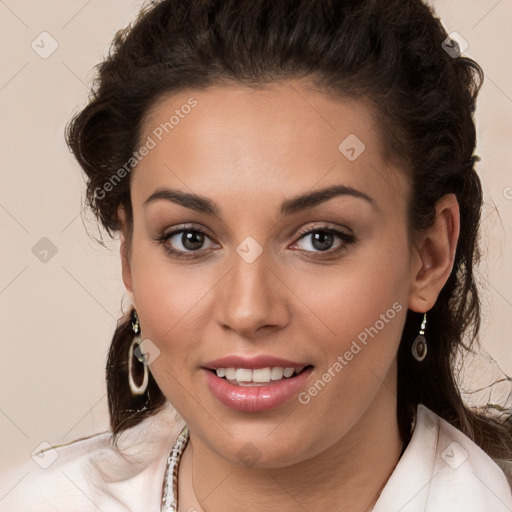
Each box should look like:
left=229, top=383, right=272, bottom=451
left=129, top=241, right=197, bottom=341
left=293, top=233, right=411, bottom=353
left=289, top=240, right=410, bottom=433
left=129, top=254, right=212, bottom=409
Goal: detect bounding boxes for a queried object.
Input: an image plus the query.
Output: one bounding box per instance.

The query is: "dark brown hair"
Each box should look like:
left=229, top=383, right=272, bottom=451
left=65, top=0, right=512, bottom=473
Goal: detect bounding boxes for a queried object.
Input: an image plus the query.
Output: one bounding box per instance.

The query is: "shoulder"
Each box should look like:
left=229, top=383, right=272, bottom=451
left=374, top=403, right=512, bottom=512
left=0, top=402, right=185, bottom=512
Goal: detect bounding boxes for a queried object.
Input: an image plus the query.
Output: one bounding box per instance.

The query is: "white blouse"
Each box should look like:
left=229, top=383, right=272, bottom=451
left=1, top=402, right=511, bottom=511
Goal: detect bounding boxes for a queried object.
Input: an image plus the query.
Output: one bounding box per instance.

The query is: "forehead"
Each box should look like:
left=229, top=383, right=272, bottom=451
left=132, top=80, right=408, bottom=214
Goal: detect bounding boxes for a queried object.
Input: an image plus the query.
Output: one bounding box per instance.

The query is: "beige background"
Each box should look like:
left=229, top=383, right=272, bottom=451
left=0, top=0, right=510, bottom=479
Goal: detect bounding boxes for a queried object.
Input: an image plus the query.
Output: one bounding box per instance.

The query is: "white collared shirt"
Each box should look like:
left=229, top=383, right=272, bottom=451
left=1, top=402, right=511, bottom=511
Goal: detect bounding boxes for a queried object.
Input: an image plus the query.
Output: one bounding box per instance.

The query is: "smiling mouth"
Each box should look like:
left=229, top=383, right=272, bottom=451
left=209, top=365, right=313, bottom=386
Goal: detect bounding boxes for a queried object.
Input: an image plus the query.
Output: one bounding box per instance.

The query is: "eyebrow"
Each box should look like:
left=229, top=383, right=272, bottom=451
left=143, top=184, right=376, bottom=217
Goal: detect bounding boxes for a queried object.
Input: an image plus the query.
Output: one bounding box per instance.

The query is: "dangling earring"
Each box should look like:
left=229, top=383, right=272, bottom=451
left=412, top=313, right=428, bottom=362
left=128, top=309, right=149, bottom=395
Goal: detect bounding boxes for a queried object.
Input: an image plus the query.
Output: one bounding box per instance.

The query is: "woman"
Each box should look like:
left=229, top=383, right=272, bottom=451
left=1, top=0, right=511, bottom=510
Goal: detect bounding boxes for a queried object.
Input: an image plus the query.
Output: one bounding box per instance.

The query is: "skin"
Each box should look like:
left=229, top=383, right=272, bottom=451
left=118, top=78, right=459, bottom=512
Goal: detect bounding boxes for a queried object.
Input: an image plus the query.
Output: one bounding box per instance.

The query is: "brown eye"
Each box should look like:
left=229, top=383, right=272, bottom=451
left=158, top=226, right=217, bottom=259
left=293, top=227, right=355, bottom=255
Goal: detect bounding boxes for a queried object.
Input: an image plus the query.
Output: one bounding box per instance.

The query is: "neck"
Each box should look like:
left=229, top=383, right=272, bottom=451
left=178, top=369, right=404, bottom=512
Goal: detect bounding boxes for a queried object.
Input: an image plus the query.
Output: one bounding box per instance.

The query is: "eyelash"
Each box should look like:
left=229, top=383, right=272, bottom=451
left=156, top=224, right=356, bottom=260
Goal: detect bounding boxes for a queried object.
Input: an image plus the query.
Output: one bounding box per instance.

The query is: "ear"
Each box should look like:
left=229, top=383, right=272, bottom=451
left=408, top=193, right=460, bottom=313
left=118, top=206, right=137, bottom=308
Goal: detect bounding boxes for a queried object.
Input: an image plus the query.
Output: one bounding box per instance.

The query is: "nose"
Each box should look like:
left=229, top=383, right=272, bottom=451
left=215, top=249, right=290, bottom=339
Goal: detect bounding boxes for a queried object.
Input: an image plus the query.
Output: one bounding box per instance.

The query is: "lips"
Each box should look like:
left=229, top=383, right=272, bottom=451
left=202, top=355, right=313, bottom=412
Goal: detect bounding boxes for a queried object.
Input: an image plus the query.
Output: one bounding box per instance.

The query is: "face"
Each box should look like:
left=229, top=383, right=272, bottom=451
left=120, top=79, right=418, bottom=467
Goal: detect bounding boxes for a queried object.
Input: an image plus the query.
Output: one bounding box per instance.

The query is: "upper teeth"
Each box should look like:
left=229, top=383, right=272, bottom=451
left=215, top=366, right=304, bottom=383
